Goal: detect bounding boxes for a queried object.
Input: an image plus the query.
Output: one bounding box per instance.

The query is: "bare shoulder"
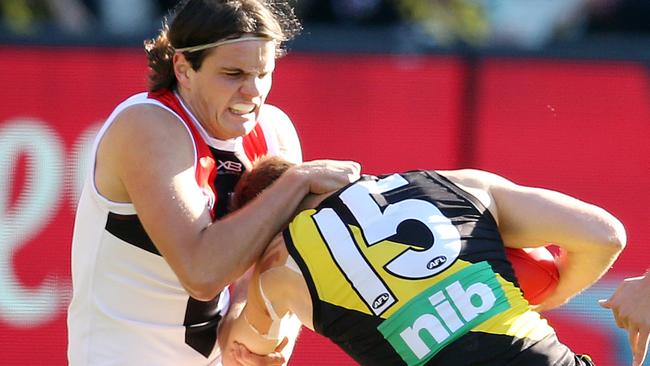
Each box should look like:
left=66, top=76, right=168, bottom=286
left=105, top=104, right=191, bottom=147
left=95, top=103, right=195, bottom=201
left=435, top=169, right=514, bottom=222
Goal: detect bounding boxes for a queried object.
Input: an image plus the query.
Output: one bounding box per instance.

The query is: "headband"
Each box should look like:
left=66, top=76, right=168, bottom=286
left=174, top=36, right=273, bottom=53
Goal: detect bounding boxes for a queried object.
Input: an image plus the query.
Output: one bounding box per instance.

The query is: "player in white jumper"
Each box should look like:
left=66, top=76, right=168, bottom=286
left=66, top=1, right=360, bottom=365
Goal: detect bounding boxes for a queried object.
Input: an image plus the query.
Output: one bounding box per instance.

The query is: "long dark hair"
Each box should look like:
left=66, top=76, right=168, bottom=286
left=144, top=0, right=302, bottom=92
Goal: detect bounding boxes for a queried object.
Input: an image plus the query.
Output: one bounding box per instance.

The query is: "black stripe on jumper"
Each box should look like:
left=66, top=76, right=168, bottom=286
left=105, top=213, right=161, bottom=256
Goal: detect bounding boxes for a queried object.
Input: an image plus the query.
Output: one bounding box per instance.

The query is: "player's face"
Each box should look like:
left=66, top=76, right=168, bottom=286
left=186, top=40, right=276, bottom=140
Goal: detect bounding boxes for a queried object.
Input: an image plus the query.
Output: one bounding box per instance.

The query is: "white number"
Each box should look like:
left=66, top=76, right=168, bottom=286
left=339, top=174, right=461, bottom=279
left=313, top=174, right=462, bottom=314
left=313, top=208, right=396, bottom=316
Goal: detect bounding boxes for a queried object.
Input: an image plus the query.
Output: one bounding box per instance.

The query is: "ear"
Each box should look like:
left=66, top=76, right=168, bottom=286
left=173, top=52, right=193, bottom=89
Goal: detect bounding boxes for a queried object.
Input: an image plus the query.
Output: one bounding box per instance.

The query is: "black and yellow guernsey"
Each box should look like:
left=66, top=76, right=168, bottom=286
left=283, top=171, right=579, bottom=366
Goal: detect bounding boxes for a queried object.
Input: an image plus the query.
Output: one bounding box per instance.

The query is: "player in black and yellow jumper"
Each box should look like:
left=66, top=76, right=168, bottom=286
left=218, top=157, right=626, bottom=366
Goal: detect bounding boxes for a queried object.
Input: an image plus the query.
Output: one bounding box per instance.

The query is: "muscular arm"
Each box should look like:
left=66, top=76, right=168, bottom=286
left=96, top=105, right=359, bottom=300
left=439, top=169, right=626, bottom=310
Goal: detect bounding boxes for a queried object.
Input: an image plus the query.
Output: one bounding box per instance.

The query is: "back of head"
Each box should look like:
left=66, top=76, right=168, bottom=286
left=231, top=156, right=294, bottom=210
left=145, top=0, right=302, bottom=92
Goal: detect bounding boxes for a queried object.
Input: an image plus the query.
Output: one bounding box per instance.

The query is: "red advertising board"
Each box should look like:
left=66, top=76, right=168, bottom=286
left=473, top=59, right=650, bottom=365
left=0, top=46, right=648, bottom=365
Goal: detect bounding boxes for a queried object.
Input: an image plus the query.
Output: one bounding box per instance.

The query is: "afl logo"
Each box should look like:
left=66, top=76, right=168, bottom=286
left=372, top=293, right=390, bottom=309
left=427, top=256, right=447, bottom=270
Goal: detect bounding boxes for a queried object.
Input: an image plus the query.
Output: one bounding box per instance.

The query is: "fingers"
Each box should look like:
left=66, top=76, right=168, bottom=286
left=629, top=327, right=640, bottom=357
left=232, top=342, right=286, bottom=366
left=613, top=311, right=626, bottom=329
left=274, top=337, right=289, bottom=353
left=298, top=160, right=361, bottom=194
left=600, top=276, right=650, bottom=366
left=602, top=296, right=626, bottom=329
left=325, top=160, right=361, bottom=184
left=633, top=330, right=650, bottom=366
left=346, top=161, right=361, bottom=181
left=598, top=298, right=612, bottom=309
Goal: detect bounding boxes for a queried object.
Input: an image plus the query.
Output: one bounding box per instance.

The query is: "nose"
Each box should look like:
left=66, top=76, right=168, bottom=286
left=240, top=75, right=264, bottom=97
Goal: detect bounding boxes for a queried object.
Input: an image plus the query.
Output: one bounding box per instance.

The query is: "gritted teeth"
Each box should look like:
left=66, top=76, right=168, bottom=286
left=230, top=103, right=256, bottom=115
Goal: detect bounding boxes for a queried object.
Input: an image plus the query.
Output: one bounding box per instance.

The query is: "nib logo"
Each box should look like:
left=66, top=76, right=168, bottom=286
left=378, top=262, right=510, bottom=365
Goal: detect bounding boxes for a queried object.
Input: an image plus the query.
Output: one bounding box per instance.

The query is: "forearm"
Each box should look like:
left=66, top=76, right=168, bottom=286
left=538, top=245, right=622, bottom=311
left=534, top=207, right=625, bottom=310
left=193, top=159, right=360, bottom=296
left=189, top=171, right=309, bottom=299
left=133, top=152, right=359, bottom=300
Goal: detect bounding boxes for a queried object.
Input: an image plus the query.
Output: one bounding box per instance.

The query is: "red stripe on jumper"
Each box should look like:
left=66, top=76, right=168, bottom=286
left=148, top=89, right=218, bottom=219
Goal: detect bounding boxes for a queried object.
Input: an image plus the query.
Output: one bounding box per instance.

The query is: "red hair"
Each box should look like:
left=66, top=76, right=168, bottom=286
left=231, top=156, right=294, bottom=210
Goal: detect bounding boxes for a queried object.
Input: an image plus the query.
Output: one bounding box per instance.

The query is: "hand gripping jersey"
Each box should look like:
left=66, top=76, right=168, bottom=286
left=67, top=90, right=301, bottom=365
left=283, top=171, right=580, bottom=366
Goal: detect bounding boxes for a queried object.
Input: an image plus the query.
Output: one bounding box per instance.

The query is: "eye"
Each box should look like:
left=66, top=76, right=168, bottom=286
left=223, top=70, right=243, bottom=78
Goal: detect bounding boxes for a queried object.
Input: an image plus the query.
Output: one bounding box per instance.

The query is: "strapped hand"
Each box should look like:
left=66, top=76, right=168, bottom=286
left=230, top=338, right=289, bottom=366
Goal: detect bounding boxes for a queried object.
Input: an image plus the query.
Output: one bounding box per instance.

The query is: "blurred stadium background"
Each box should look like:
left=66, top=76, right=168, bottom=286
left=0, top=0, right=648, bottom=365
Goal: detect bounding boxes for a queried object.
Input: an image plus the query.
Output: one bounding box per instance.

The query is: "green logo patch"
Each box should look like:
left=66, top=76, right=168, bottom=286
left=377, top=262, right=510, bottom=366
